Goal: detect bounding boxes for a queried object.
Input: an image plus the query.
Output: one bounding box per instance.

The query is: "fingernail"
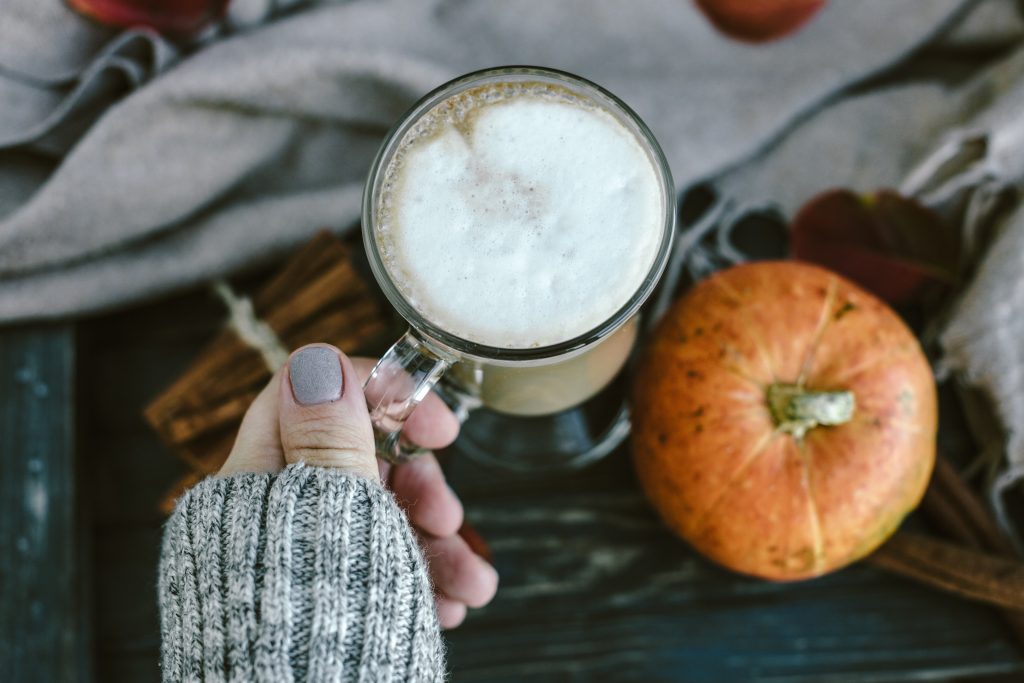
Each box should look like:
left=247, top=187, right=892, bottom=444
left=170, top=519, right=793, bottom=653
left=289, top=347, right=343, bottom=405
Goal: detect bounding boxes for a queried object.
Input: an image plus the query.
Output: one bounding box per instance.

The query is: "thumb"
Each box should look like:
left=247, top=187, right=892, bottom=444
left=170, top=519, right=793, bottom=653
left=280, top=344, right=379, bottom=482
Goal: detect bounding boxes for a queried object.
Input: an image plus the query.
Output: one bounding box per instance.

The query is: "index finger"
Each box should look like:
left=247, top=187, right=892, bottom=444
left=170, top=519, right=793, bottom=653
left=352, top=357, right=461, bottom=450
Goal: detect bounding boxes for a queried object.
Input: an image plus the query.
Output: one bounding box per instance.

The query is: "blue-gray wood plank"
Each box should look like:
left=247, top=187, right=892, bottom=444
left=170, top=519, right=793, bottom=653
left=74, top=287, right=1024, bottom=682
left=443, top=453, right=1023, bottom=682
left=0, top=324, right=88, bottom=682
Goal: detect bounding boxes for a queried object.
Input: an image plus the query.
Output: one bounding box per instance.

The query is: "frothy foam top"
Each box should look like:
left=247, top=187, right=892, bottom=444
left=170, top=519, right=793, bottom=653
left=375, top=82, right=664, bottom=349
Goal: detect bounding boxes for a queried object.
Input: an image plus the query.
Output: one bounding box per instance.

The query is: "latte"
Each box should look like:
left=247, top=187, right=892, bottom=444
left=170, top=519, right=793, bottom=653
left=374, top=81, right=665, bottom=349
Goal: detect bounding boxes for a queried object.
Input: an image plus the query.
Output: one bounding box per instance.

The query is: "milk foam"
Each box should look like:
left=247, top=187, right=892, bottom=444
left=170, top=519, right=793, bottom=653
left=376, top=82, right=664, bottom=349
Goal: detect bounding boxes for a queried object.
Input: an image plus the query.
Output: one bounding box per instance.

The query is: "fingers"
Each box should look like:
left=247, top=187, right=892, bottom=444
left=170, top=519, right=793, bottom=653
left=219, top=369, right=285, bottom=476
left=279, top=344, right=379, bottom=482
left=435, top=597, right=467, bottom=630
left=423, top=533, right=499, bottom=609
left=389, top=454, right=496, bottom=626
left=351, top=357, right=461, bottom=450
left=403, top=397, right=461, bottom=450
left=389, top=453, right=464, bottom=537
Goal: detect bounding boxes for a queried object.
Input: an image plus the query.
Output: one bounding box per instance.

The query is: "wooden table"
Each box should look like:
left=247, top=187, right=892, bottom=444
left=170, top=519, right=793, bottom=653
left=2, top=285, right=1023, bottom=681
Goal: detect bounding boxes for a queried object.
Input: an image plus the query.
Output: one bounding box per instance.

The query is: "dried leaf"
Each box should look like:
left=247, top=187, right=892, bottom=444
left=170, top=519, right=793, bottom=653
left=694, top=0, right=826, bottom=43
left=791, top=188, right=959, bottom=305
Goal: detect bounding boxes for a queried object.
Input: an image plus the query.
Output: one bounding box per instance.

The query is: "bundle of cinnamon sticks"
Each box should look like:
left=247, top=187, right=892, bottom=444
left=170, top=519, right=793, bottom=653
left=870, top=455, right=1024, bottom=648
left=144, top=231, right=396, bottom=511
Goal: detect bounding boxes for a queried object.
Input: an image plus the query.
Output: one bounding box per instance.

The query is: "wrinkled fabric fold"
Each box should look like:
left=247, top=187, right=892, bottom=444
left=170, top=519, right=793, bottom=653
left=0, top=0, right=975, bottom=321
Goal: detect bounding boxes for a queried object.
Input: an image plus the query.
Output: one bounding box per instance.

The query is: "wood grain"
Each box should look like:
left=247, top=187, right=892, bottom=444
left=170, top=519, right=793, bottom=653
left=0, top=324, right=88, bottom=682
left=76, top=279, right=1024, bottom=682
left=441, top=449, right=1024, bottom=682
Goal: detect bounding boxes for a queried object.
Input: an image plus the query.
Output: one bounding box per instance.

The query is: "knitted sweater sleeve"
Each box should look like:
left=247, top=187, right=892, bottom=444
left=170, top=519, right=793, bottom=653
left=157, top=462, right=445, bottom=682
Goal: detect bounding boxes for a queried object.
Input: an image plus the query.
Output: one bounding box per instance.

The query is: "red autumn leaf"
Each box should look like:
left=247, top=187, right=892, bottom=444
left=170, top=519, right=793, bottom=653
left=694, top=0, right=827, bottom=43
left=68, top=0, right=229, bottom=37
left=458, top=520, right=494, bottom=564
left=791, top=188, right=959, bottom=306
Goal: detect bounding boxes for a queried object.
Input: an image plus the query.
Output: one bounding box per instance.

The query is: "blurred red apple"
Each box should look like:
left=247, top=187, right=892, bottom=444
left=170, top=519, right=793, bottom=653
left=67, top=0, right=229, bottom=37
left=695, top=0, right=826, bottom=43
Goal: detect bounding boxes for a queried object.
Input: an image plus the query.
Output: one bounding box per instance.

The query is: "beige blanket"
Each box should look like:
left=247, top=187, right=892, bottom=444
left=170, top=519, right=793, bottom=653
left=0, top=0, right=976, bottom=321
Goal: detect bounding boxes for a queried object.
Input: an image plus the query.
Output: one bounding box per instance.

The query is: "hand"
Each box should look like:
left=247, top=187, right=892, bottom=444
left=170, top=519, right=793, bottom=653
left=218, top=343, right=498, bottom=629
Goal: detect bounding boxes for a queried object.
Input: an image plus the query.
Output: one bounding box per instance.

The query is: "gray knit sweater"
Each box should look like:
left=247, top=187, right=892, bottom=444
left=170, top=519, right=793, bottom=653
left=158, top=463, right=445, bottom=682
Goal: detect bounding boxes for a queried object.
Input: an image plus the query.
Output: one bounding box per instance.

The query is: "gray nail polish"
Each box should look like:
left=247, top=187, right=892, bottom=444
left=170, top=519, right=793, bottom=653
left=289, top=347, right=343, bottom=405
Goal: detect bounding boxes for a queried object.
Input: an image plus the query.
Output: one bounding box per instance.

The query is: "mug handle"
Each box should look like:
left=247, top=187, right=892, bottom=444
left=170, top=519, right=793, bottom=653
left=364, top=329, right=471, bottom=463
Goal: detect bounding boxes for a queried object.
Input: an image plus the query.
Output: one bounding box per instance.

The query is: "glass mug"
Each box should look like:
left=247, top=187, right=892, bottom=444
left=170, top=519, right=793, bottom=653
left=362, top=66, right=675, bottom=465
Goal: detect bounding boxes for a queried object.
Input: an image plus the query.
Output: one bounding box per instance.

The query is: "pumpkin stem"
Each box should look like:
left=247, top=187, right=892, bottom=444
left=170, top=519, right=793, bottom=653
left=767, top=383, right=855, bottom=439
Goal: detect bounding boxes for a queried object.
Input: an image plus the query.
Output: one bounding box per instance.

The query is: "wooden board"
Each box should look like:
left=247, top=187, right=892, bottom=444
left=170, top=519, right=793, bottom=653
left=443, top=451, right=1023, bottom=682
left=76, top=288, right=213, bottom=682
left=75, top=286, right=1024, bottom=682
left=0, top=324, right=88, bottom=682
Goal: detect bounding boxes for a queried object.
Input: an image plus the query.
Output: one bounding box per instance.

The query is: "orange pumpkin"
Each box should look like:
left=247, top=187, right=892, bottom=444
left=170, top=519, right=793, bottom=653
left=632, top=261, right=936, bottom=580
